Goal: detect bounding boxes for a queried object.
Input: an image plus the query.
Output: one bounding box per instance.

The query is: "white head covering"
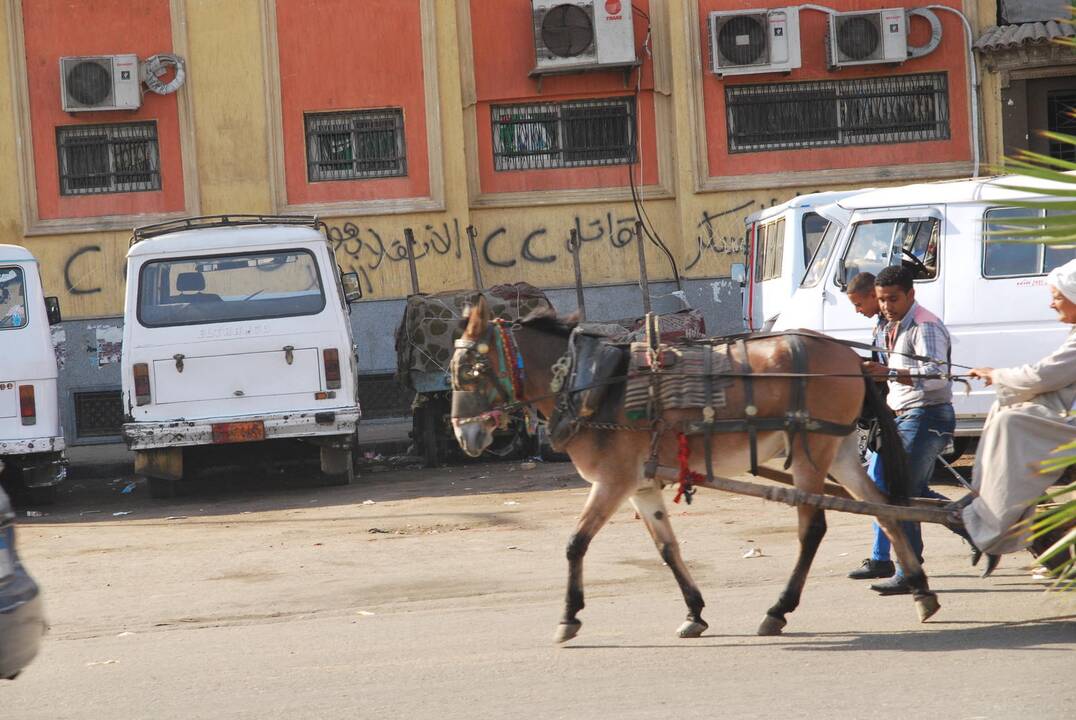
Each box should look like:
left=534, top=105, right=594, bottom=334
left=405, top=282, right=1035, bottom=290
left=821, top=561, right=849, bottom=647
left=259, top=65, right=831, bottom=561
left=1047, top=257, right=1076, bottom=304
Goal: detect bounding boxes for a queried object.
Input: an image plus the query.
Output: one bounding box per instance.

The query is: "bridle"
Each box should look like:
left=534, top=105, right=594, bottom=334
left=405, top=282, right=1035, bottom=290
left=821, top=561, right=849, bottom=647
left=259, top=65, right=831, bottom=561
left=450, top=319, right=526, bottom=429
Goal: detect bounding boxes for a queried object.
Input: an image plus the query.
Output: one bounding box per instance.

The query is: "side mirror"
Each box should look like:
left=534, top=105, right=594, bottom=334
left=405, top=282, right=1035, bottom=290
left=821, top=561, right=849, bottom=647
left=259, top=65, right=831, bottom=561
left=730, top=263, right=746, bottom=287
left=45, top=296, right=62, bottom=325
left=340, top=272, right=363, bottom=303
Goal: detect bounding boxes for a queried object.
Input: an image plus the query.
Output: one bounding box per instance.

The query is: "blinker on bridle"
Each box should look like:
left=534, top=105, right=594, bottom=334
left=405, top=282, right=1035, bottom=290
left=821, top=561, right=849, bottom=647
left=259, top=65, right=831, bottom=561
left=450, top=319, right=525, bottom=429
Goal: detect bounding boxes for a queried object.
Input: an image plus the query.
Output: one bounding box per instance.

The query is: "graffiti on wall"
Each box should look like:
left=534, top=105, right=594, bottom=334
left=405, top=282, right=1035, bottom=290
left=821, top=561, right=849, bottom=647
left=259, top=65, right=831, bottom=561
left=51, top=194, right=803, bottom=307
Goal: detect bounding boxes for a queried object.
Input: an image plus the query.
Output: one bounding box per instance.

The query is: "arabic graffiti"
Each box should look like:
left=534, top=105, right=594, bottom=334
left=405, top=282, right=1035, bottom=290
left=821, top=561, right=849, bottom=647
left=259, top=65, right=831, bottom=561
left=685, top=200, right=756, bottom=271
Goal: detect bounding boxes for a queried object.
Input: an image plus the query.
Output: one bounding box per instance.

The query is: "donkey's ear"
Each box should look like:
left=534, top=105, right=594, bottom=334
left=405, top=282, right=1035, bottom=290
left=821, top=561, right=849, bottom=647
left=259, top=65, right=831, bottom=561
left=464, top=296, right=490, bottom=339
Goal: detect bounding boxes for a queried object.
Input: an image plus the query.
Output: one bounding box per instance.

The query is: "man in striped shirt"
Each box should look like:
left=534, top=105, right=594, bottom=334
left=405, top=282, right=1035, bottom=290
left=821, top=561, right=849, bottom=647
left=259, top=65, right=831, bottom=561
left=857, top=265, right=956, bottom=595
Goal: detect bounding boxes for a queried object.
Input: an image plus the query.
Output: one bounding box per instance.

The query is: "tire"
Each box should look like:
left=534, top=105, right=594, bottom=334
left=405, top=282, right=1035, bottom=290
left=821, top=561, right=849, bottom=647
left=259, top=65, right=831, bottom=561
left=941, top=436, right=971, bottom=464
left=148, top=476, right=177, bottom=499
left=420, top=405, right=442, bottom=468
left=319, top=447, right=354, bottom=486
left=23, top=484, right=57, bottom=506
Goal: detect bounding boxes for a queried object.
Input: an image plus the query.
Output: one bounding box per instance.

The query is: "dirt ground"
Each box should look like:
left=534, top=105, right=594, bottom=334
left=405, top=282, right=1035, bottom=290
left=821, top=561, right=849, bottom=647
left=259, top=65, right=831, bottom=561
left=2, top=460, right=1073, bottom=719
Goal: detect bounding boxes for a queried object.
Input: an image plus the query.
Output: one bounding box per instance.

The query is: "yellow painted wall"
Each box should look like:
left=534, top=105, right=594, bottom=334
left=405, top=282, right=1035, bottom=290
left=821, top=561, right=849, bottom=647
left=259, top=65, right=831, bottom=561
left=0, top=0, right=1001, bottom=320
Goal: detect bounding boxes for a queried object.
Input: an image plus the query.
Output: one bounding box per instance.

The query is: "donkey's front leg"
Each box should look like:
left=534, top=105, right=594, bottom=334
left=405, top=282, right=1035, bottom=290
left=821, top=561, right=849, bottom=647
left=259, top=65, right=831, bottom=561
left=758, top=506, right=826, bottom=636
left=630, top=481, right=708, bottom=639
left=556, top=480, right=632, bottom=644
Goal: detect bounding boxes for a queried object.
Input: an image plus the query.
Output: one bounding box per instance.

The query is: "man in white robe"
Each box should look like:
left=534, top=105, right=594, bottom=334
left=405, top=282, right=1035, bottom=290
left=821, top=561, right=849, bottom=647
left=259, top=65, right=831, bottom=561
left=963, top=258, right=1076, bottom=556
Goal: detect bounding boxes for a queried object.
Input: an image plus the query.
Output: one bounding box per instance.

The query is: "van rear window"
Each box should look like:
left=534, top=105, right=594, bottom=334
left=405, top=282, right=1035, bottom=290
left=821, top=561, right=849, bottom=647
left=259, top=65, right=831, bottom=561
left=984, top=207, right=1076, bottom=278
left=137, top=250, right=326, bottom=328
left=0, top=267, right=27, bottom=330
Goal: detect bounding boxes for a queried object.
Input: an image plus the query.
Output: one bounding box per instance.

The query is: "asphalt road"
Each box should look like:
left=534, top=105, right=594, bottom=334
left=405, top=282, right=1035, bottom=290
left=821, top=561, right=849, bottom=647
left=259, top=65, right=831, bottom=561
left=3, top=461, right=1074, bottom=720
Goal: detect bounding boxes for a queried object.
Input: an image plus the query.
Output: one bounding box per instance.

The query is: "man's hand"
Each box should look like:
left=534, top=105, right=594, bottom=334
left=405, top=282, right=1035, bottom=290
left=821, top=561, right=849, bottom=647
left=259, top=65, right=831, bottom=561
left=862, top=360, right=888, bottom=382
left=970, top=367, right=995, bottom=386
left=862, top=360, right=913, bottom=386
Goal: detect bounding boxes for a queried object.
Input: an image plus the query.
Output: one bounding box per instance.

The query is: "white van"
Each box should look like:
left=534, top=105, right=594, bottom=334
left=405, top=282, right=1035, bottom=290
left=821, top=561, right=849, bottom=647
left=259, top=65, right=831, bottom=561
left=0, top=245, right=65, bottom=504
left=773, top=174, right=1076, bottom=445
left=740, top=191, right=861, bottom=331
left=121, top=216, right=363, bottom=497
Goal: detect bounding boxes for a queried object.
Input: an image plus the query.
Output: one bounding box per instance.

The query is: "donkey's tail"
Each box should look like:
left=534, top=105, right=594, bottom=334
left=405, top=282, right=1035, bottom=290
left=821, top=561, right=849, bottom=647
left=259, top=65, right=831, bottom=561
left=861, top=377, right=911, bottom=504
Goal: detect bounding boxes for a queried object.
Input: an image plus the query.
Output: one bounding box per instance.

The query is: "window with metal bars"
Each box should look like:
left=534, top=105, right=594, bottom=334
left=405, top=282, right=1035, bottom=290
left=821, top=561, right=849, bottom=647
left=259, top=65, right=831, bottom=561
left=491, top=97, right=636, bottom=171
left=73, top=390, right=124, bottom=438
left=305, top=108, right=407, bottom=181
left=56, top=122, right=161, bottom=195
left=726, top=73, right=950, bottom=153
left=1047, top=91, right=1076, bottom=161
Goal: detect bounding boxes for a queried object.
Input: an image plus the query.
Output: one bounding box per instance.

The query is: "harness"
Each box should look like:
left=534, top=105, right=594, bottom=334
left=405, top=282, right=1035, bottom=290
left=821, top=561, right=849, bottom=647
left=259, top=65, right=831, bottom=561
left=450, top=319, right=963, bottom=504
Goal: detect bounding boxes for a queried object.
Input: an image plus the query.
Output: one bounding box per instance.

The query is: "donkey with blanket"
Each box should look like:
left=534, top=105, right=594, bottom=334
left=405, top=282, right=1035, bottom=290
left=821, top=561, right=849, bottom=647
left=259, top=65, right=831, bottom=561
left=450, top=298, right=939, bottom=642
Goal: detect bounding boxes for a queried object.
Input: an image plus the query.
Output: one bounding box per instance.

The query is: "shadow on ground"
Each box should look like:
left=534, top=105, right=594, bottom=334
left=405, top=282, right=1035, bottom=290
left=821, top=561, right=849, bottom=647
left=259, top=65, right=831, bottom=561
left=12, top=459, right=586, bottom=525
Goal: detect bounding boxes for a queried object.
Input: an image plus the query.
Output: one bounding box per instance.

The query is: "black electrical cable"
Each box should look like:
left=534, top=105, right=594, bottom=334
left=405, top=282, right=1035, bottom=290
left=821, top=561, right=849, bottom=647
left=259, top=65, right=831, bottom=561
left=627, top=14, right=682, bottom=290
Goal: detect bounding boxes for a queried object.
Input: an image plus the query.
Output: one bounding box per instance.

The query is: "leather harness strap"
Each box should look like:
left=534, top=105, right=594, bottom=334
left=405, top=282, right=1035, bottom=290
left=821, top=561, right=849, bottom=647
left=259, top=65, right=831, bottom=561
left=735, top=337, right=759, bottom=476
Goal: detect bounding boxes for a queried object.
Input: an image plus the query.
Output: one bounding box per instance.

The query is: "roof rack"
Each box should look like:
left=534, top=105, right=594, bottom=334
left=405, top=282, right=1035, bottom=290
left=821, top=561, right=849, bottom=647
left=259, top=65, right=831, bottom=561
left=130, top=214, right=322, bottom=246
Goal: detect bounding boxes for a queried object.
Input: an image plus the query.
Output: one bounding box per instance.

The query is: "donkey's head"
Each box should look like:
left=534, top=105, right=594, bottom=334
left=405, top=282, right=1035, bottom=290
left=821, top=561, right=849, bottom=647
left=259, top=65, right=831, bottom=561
left=449, top=297, right=509, bottom=457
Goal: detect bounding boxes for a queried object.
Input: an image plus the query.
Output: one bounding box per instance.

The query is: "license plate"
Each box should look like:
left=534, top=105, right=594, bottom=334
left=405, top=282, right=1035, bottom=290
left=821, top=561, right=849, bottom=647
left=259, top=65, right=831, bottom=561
left=211, top=421, right=265, bottom=444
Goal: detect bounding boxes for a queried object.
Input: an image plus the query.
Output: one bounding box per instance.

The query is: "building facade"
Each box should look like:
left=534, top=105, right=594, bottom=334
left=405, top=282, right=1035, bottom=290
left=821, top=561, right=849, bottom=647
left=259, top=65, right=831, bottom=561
left=0, top=0, right=1016, bottom=442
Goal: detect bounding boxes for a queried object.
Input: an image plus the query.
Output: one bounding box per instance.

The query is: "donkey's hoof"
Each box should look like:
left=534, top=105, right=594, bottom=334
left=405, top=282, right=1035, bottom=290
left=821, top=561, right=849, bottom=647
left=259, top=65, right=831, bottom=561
left=915, top=592, right=941, bottom=622
left=677, top=619, right=708, bottom=639
left=554, top=621, right=582, bottom=644
left=757, top=615, right=786, bottom=636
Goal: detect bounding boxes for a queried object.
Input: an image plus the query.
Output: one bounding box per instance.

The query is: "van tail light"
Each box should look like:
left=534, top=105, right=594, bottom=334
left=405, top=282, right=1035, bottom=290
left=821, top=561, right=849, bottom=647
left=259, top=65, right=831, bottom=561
left=18, top=385, right=36, bottom=426
left=323, top=348, right=341, bottom=390
left=133, top=363, right=151, bottom=406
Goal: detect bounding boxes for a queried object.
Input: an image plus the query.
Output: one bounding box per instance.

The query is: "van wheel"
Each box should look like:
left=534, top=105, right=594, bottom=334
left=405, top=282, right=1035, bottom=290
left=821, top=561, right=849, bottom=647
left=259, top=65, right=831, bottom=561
left=148, top=476, right=177, bottom=499
left=24, top=484, right=57, bottom=506
left=319, top=447, right=354, bottom=486
left=941, top=437, right=971, bottom=464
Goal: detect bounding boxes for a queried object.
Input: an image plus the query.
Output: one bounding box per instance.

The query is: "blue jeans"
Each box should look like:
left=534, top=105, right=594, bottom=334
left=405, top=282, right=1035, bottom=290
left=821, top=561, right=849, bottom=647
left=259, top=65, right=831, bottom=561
left=867, top=404, right=956, bottom=573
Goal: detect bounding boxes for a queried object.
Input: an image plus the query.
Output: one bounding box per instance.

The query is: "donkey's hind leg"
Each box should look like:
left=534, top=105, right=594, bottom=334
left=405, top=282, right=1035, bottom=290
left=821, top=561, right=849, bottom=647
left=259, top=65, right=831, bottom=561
left=828, top=434, right=940, bottom=623
left=556, top=478, right=634, bottom=644
left=629, top=481, right=708, bottom=639
left=758, top=436, right=834, bottom=636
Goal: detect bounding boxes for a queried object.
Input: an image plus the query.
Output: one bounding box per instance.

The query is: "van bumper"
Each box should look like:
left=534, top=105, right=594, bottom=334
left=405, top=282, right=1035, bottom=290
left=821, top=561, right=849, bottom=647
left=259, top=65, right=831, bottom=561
left=0, top=436, right=65, bottom=456
left=122, top=408, right=361, bottom=450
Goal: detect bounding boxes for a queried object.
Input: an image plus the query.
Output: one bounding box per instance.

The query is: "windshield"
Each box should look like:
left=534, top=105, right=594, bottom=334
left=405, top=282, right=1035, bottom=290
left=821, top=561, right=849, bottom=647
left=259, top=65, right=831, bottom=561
left=0, top=267, right=27, bottom=330
left=800, top=221, right=842, bottom=288
left=836, top=217, right=940, bottom=287
left=137, top=249, right=326, bottom=327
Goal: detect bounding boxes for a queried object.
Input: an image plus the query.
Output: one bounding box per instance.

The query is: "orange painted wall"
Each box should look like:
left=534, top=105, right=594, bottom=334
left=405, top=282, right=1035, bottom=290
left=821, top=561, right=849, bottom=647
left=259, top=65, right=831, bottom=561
left=276, top=0, right=430, bottom=204
left=699, top=0, right=970, bottom=177
left=23, top=0, right=184, bottom=220
left=469, top=0, right=660, bottom=194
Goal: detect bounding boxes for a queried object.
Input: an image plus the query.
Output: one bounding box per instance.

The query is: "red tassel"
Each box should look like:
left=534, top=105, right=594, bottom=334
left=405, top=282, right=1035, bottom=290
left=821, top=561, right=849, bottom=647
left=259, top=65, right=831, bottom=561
left=675, top=432, right=703, bottom=505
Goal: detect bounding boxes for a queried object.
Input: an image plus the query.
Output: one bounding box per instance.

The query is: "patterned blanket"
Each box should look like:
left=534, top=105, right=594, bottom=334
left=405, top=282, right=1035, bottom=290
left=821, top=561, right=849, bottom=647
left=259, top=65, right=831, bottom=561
left=623, top=342, right=734, bottom=420
left=394, top=283, right=553, bottom=390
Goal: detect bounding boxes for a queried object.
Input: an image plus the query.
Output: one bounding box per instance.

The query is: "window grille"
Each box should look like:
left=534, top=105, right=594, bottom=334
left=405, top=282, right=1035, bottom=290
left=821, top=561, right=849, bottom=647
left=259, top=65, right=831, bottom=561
left=305, top=108, right=407, bottom=182
left=354, top=374, right=415, bottom=419
left=74, top=390, right=124, bottom=438
left=726, top=73, right=950, bottom=153
left=492, top=97, right=636, bottom=171
left=1048, top=91, right=1076, bottom=161
left=56, top=122, right=160, bottom=195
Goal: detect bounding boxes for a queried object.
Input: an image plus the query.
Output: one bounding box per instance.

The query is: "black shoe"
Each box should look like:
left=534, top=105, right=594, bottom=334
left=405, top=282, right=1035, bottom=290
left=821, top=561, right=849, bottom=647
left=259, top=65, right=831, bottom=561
left=982, top=554, right=1001, bottom=578
left=870, top=575, right=913, bottom=595
left=848, top=559, right=895, bottom=580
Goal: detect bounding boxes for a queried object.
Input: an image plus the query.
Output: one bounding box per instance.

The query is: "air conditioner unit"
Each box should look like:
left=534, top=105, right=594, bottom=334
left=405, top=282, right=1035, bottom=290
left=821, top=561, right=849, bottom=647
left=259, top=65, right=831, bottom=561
left=828, top=9, right=908, bottom=68
left=532, top=0, right=636, bottom=75
left=60, top=55, right=141, bottom=112
left=708, top=7, right=801, bottom=76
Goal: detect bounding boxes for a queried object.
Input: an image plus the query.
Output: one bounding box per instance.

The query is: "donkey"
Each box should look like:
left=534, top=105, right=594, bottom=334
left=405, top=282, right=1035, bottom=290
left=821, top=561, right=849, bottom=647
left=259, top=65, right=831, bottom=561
left=450, top=298, right=940, bottom=642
